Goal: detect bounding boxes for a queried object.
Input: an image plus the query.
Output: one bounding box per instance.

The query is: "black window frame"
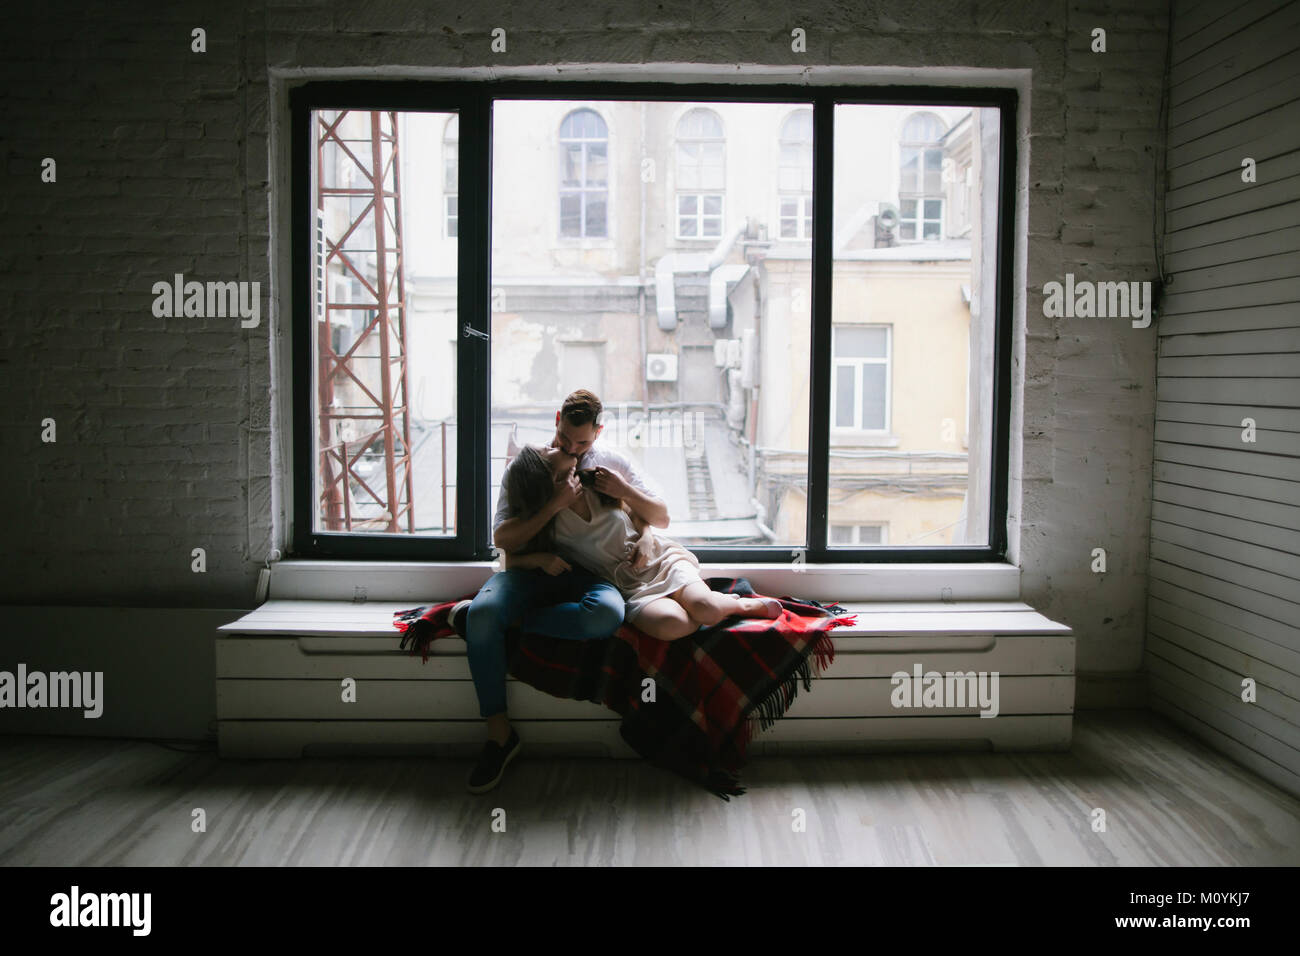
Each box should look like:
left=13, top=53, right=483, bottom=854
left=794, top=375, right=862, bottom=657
left=290, top=80, right=1016, bottom=564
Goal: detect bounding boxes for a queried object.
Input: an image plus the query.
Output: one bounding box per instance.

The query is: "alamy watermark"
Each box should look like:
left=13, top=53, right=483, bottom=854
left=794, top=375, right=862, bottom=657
left=890, top=664, right=1000, bottom=718
left=50, top=886, right=150, bottom=936
left=1042, top=273, right=1152, bottom=328
left=602, top=401, right=708, bottom=449
left=0, top=664, right=103, bottom=718
left=151, top=273, right=260, bottom=328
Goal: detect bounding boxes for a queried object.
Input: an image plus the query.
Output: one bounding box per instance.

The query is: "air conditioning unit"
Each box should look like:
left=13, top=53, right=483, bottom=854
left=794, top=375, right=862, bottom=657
left=316, top=208, right=327, bottom=322
left=646, top=353, right=678, bottom=382
left=877, top=202, right=900, bottom=231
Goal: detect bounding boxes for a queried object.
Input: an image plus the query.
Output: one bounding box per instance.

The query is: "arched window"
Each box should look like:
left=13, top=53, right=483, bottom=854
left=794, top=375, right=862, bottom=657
left=443, top=114, right=458, bottom=238
left=559, top=109, right=609, bottom=238
left=675, top=108, right=725, bottom=239
left=899, top=112, right=946, bottom=241
left=778, top=110, right=814, bottom=240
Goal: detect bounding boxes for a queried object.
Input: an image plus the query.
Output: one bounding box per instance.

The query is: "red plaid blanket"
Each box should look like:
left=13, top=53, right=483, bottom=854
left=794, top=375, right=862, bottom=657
left=394, top=577, right=856, bottom=799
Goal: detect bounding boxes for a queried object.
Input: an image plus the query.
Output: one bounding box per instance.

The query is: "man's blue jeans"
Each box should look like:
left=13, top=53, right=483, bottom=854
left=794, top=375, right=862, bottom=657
left=466, top=565, right=624, bottom=718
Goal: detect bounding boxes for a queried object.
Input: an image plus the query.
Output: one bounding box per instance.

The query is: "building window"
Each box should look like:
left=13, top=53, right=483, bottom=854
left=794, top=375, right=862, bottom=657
left=830, top=524, right=887, bottom=545
left=675, top=108, right=725, bottom=239
left=778, top=109, right=813, bottom=240
left=832, top=325, right=891, bottom=432
left=899, top=112, right=945, bottom=241
left=443, top=114, right=458, bottom=238
left=293, top=84, right=1013, bottom=564
left=559, top=108, right=609, bottom=239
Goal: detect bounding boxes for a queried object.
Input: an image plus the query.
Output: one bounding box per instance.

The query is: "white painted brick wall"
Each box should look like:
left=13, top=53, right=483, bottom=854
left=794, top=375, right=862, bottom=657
left=1, top=0, right=1167, bottom=685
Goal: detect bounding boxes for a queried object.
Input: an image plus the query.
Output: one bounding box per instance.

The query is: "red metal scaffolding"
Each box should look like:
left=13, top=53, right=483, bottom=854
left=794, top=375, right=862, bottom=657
left=314, top=110, right=415, bottom=533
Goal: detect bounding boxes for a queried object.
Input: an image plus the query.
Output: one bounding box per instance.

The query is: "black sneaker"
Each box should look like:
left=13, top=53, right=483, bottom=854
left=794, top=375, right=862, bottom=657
left=448, top=599, right=472, bottom=638
left=467, top=729, right=521, bottom=794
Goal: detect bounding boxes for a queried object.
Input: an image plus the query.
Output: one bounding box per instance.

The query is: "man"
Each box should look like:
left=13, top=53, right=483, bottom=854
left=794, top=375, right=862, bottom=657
left=451, top=389, right=668, bottom=793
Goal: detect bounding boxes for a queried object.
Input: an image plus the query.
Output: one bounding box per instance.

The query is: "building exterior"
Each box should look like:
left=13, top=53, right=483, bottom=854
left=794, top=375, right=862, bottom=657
left=316, top=100, right=995, bottom=547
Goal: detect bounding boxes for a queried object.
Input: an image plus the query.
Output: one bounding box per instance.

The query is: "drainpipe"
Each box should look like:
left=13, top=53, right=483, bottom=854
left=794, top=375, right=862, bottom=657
left=750, top=496, right=777, bottom=542
left=638, top=102, right=649, bottom=414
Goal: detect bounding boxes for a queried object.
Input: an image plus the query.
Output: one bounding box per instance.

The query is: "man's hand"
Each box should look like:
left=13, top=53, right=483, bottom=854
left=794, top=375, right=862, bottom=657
left=591, top=466, right=632, bottom=499
left=630, top=534, right=656, bottom=571
left=536, top=553, right=572, bottom=576
left=550, top=469, right=582, bottom=511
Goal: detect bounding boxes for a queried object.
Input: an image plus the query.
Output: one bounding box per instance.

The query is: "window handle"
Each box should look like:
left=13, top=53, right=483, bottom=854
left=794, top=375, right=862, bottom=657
left=462, top=323, right=489, bottom=341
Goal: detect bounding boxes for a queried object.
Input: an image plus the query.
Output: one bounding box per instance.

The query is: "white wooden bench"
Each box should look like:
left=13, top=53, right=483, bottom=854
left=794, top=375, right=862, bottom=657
left=216, top=562, right=1074, bottom=758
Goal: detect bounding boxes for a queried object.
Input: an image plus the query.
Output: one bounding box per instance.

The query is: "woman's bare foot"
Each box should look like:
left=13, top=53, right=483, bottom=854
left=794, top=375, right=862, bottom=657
left=737, top=597, right=783, bottom=619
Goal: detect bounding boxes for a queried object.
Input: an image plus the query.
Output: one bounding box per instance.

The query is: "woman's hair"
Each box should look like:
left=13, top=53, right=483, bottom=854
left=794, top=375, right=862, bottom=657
left=505, top=446, right=632, bottom=554
left=503, top=445, right=558, bottom=554
left=576, top=468, right=621, bottom=508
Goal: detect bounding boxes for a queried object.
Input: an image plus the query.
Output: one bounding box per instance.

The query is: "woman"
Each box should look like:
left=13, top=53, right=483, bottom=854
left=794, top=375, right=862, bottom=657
left=501, top=444, right=783, bottom=640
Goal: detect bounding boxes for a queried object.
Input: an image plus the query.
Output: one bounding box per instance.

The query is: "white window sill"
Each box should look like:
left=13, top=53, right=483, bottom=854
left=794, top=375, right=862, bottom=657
left=266, top=559, right=1021, bottom=603
left=829, top=432, right=901, bottom=447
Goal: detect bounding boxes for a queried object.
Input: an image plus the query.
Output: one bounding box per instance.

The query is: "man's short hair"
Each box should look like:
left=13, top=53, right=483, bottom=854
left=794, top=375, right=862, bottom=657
left=560, top=389, right=603, bottom=428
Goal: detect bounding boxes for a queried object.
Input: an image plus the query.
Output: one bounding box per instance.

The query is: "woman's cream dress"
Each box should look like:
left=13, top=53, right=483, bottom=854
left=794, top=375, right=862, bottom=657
left=552, top=490, right=702, bottom=624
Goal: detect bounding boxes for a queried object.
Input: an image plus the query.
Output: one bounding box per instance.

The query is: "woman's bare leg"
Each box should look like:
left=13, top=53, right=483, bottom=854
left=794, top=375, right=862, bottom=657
left=631, top=596, right=699, bottom=641
left=676, top=580, right=781, bottom=627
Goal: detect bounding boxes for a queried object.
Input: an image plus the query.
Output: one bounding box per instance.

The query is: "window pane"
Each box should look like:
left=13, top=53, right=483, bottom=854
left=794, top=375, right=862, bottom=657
left=560, top=193, right=581, bottom=236
left=860, top=364, right=887, bottom=430
left=701, top=143, right=725, bottom=189
left=561, top=143, right=582, bottom=187
left=830, top=524, right=851, bottom=543
left=585, top=194, right=607, bottom=237
left=586, top=144, right=608, bottom=186
left=311, top=109, right=458, bottom=537
left=492, top=99, right=812, bottom=550
left=677, top=144, right=699, bottom=189
left=835, top=325, right=887, bottom=358
left=834, top=365, right=855, bottom=427
left=923, top=149, right=943, bottom=192
left=899, top=148, right=919, bottom=192
left=832, top=103, right=999, bottom=547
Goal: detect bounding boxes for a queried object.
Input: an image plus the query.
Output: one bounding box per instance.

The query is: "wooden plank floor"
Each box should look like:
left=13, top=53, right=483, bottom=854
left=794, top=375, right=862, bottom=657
left=1, top=710, right=1297, bottom=866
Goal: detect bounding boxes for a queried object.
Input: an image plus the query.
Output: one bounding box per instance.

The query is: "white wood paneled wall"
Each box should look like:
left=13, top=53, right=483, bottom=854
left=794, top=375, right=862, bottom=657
left=1148, top=0, right=1300, bottom=798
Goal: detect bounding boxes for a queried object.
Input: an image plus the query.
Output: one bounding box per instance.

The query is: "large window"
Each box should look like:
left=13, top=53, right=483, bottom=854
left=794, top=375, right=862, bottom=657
left=443, top=114, right=458, bottom=238
left=832, top=325, right=890, bottom=433
left=777, top=109, right=814, bottom=240
left=675, top=108, right=725, bottom=240
left=559, top=108, right=609, bottom=239
left=898, top=111, right=946, bottom=242
left=292, top=81, right=1014, bottom=562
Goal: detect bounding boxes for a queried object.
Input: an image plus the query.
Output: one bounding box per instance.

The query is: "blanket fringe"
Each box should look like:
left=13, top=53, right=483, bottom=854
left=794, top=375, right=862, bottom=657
left=704, top=768, right=746, bottom=800
left=733, top=625, right=845, bottom=753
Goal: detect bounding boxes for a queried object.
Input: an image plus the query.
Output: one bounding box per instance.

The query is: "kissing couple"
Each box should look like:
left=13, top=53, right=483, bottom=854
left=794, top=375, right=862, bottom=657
left=451, top=389, right=782, bottom=792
